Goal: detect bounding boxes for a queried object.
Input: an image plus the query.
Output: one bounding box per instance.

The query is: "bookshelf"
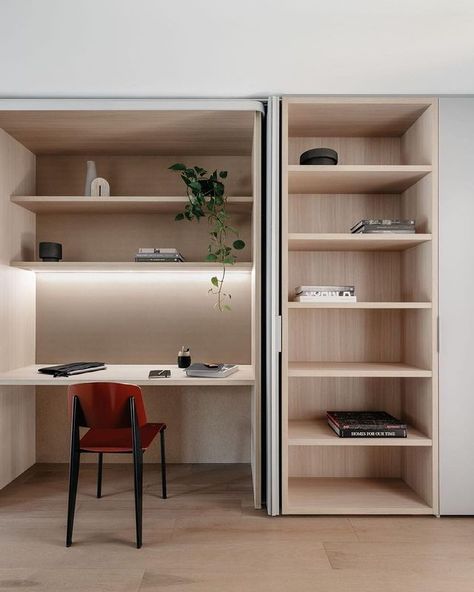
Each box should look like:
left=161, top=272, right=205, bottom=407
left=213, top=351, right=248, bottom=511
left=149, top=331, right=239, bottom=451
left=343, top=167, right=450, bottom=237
left=0, top=102, right=262, bottom=505
left=281, top=97, right=438, bottom=515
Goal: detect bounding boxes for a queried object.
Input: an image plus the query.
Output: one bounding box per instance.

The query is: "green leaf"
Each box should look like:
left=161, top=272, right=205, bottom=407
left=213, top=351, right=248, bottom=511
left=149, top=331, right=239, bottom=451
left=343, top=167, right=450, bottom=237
left=224, top=256, right=234, bottom=264
left=219, top=171, right=228, bottom=179
left=169, top=163, right=186, bottom=171
left=206, top=253, right=217, bottom=261
left=189, top=181, right=202, bottom=191
left=223, top=304, right=231, bottom=311
left=175, top=212, right=185, bottom=221
left=211, top=276, right=219, bottom=287
left=233, top=239, right=245, bottom=250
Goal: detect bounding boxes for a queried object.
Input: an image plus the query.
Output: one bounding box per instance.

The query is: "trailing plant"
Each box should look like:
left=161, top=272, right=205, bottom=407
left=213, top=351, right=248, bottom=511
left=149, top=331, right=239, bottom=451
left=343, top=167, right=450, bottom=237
left=169, top=163, right=245, bottom=311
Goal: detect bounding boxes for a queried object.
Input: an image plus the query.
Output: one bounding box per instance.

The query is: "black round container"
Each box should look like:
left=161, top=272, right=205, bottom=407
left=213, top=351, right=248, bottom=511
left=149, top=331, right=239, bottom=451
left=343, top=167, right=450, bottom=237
left=39, top=242, right=62, bottom=262
left=300, top=148, right=338, bottom=166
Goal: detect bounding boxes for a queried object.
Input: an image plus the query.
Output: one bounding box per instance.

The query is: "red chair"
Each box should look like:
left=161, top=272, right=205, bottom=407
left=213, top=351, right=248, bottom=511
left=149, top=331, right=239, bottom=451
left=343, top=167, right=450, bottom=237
left=66, top=382, right=167, bottom=548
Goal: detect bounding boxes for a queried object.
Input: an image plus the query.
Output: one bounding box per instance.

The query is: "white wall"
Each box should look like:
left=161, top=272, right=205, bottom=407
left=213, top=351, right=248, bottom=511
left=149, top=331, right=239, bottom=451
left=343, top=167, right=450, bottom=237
left=1, top=0, right=474, bottom=97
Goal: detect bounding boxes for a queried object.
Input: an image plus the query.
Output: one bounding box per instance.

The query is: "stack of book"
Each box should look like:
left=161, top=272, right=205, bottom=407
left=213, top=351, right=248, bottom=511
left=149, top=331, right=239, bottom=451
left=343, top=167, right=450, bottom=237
left=135, top=248, right=184, bottom=262
left=350, top=219, right=416, bottom=234
left=294, top=285, right=356, bottom=303
left=327, top=411, right=407, bottom=438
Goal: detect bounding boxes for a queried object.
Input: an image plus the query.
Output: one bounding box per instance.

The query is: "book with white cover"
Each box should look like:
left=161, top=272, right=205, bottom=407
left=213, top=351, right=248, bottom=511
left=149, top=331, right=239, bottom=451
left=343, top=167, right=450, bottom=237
left=185, top=364, right=239, bottom=378
left=295, top=295, right=357, bottom=303
left=295, top=285, right=355, bottom=296
left=138, top=248, right=180, bottom=254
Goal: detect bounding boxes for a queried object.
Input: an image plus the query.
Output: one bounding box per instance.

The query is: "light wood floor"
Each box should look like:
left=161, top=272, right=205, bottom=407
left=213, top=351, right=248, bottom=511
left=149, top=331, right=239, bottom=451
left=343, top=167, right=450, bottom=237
left=0, top=464, right=474, bottom=591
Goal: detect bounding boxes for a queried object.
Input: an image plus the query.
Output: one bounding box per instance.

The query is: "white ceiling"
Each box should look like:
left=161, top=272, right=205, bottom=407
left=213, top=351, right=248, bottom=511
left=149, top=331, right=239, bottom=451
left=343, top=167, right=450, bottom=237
left=1, top=0, right=473, bottom=97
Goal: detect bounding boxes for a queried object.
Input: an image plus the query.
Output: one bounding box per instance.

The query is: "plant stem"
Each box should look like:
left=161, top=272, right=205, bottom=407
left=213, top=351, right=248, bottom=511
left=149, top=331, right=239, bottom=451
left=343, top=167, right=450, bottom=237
left=217, top=265, right=226, bottom=311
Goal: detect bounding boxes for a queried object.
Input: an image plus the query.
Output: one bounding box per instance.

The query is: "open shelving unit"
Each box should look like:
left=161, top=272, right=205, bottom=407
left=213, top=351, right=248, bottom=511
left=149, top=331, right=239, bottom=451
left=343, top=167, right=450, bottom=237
left=281, top=97, right=438, bottom=515
left=0, top=102, right=263, bottom=505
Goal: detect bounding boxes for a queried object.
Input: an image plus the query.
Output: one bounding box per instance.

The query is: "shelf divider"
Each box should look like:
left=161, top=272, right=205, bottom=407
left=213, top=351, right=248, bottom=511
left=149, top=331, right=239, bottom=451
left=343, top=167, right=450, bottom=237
left=288, top=302, right=432, bottom=309
left=287, top=478, right=433, bottom=515
left=11, top=261, right=253, bottom=273
left=10, top=195, right=253, bottom=214
left=288, top=233, right=431, bottom=252
left=288, top=419, right=432, bottom=447
left=288, top=165, right=431, bottom=194
left=288, top=361, right=432, bottom=378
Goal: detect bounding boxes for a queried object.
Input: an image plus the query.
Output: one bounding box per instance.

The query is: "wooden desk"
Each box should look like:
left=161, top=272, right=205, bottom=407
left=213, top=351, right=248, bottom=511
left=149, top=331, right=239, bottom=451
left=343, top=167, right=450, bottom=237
left=0, top=364, right=255, bottom=387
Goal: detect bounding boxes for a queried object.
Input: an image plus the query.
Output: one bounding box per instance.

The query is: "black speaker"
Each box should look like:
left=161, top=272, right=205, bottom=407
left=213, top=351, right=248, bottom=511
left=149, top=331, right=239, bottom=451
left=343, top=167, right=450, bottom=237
left=39, top=242, right=62, bottom=262
left=300, top=148, right=338, bottom=165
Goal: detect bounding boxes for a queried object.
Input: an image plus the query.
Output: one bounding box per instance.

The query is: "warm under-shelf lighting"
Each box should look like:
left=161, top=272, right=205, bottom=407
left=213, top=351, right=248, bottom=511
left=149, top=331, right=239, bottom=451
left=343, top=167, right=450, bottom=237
left=34, top=272, right=251, bottom=286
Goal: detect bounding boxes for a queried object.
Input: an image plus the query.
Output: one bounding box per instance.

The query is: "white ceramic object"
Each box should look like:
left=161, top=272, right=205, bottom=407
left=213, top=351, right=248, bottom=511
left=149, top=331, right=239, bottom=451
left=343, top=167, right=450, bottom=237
left=84, top=161, right=97, bottom=196
left=90, top=177, right=110, bottom=197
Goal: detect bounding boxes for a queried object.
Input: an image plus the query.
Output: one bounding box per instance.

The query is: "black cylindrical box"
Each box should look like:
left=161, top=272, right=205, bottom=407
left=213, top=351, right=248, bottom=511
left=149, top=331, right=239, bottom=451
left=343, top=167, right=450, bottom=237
left=39, top=242, right=62, bottom=262
left=300, top=148, right=338, bottom=165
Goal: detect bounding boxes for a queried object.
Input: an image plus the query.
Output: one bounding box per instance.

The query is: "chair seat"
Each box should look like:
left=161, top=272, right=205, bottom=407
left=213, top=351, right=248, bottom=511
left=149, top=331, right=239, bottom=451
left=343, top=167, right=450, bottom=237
left=80, top=422, right=166, bottom=452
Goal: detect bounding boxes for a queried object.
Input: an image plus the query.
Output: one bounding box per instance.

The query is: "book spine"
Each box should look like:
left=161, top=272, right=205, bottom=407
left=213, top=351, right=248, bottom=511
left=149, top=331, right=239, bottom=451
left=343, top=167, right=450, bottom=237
left=337, top=428, right=407, bottom=438
left=135, top=258, right=183, bottom=262
left=138, top=248, right=179, bottom=254
left=297, top=291, right=355, bottom=297
left=135, top=253, right=182, bottom=258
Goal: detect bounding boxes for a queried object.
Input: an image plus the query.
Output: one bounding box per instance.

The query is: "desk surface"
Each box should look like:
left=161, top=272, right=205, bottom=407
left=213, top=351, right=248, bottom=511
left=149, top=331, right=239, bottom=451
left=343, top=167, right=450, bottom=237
left=0, top=364, right=255, bottom=386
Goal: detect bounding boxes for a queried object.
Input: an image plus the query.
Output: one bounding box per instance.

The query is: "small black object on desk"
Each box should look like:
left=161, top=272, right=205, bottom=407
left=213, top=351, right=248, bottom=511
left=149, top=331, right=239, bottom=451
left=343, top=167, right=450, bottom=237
left=177, top=346, right=191, bottom=369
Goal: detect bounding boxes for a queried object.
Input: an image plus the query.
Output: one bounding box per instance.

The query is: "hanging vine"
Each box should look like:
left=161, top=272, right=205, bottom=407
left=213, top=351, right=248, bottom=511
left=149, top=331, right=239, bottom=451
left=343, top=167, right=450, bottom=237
left=169, top=163, right=245, bottom=311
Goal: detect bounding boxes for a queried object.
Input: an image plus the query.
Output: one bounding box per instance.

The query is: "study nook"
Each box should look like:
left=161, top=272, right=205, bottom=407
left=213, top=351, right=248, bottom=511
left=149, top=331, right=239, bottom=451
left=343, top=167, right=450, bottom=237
left=0, top=102, right=263, bottom=532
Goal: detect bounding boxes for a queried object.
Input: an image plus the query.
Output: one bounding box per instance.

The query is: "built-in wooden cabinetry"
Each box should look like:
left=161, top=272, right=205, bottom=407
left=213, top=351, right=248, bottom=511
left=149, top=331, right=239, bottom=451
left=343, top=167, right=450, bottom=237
left=0, top=102, right=262, bottom=506
left=281, top=98, right=438, bottom=514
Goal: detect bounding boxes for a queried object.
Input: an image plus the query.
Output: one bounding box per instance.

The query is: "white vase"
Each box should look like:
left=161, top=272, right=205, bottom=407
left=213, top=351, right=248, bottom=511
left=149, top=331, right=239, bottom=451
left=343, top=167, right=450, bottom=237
left=84, top=161, right=97, bottom=196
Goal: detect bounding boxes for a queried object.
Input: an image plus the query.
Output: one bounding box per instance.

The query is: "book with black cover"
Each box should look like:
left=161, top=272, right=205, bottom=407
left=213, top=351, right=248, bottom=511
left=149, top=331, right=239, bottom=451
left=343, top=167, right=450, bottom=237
left=38, top=362, right=106, bottom=377
left=327, top=411, right=407, bottom=438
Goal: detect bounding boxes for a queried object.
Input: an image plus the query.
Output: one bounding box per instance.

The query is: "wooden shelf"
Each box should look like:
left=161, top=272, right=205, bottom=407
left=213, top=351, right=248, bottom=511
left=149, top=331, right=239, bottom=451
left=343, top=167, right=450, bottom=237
left=0, top=108, right=258, bottom=156
left=288, top=165, right=431, bottom=194
left=286, top=99, right=432, bottom=137
left=11, top=261, right=253, bottom=273
left=288, top=233, right=431, bottom=251
left=11, top=195, right=253, bottom=214
left=288, top=362, right=432, bottom=378
left=288, top=419, right=431, bottom=447
left=286, top=478, right=433, bottom=514
left=288, top=301, right=432, bottom=309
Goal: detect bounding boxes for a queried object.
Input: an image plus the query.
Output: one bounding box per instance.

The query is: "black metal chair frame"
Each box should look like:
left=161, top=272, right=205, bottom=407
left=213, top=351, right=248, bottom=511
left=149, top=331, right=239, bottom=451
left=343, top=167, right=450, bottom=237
left=66, top=395, right=167, bottom=549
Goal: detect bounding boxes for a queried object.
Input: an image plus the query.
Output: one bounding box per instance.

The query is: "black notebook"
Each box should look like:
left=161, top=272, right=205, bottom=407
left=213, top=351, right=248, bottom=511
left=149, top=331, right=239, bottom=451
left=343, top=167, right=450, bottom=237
left=38, top=362, right=106, bottom=377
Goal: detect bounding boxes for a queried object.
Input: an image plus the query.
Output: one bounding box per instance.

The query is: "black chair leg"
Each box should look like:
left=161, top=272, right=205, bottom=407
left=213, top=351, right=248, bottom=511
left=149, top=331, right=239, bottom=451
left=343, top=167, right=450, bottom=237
left=66, top=396, right=80, bottom=548
left=160, top=429, right=167, bottom=499
left=130, top=397, right=143, bottom=549
left=133, top=449, right=143, bottom=549
left=97, top=452, right=103, bottom=498
left=66, top=451, right=80, bottom=547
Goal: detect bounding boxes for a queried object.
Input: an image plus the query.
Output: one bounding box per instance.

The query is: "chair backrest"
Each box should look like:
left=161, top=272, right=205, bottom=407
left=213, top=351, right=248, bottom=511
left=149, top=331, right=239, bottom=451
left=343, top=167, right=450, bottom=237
left=67, top=382, right=147, bottom=428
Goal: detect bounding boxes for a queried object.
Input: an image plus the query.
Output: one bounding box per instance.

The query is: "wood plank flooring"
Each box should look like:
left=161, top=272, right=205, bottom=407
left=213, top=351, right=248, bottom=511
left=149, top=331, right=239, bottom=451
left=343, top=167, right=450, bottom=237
left=0, top=464, right=473, bottom=591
